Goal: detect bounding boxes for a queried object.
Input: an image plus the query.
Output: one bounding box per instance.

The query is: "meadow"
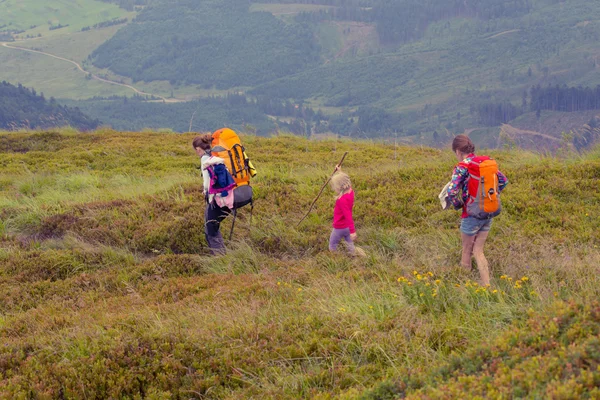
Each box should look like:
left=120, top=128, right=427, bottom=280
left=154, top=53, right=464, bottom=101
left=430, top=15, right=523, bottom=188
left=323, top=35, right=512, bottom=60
left=0, top=0, right=127, bottom=33
left=0, top=129, right=599, bottom=398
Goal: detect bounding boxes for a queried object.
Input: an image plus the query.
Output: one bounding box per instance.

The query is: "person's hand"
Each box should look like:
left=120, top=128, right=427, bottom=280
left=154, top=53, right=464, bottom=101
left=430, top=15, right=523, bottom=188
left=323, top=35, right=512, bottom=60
left=350, top=232, right=357, bottom=242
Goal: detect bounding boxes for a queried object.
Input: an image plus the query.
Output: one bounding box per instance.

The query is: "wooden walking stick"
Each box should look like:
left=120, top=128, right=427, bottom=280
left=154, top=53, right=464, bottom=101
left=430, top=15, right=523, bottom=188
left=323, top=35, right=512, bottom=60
left=297, top=151, right=348, bottom=228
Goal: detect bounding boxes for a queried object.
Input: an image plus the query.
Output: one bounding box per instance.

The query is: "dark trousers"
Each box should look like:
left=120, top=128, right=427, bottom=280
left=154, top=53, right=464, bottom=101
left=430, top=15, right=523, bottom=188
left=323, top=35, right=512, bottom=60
left=204, top=202, right=231, bottom=254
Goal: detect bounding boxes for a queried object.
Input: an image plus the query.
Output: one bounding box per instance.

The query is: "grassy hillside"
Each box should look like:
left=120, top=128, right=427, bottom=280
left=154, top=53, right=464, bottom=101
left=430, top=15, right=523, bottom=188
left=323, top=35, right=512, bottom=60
left=0, top=0, right=129, bottom=34
left=1, top=130, right=599, bottom=398
left=0, top=25, right=134, bottom=100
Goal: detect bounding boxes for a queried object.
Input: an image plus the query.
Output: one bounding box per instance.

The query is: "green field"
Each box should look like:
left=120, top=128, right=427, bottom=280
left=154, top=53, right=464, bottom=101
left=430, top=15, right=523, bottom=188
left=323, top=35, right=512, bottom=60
left=0, top=0, right=129, bottom=34
left=0, top=130, right=599, bottom=398
left=0, top=43, right=131, bottom=99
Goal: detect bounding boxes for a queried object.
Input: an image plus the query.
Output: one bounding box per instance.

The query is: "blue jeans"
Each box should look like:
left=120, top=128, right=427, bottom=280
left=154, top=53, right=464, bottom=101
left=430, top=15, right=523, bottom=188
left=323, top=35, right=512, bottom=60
left=460, top=217, right=492, bottom=236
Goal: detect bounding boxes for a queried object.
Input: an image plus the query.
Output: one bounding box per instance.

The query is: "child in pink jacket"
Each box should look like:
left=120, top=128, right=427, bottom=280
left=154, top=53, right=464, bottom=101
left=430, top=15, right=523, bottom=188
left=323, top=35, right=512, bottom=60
left=329, top=172, right=356, bottom=255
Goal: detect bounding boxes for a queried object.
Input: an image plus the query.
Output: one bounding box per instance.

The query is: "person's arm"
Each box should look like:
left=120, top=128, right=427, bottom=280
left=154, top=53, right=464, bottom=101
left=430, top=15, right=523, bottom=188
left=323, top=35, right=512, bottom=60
left=497, top=171, right=508, bottom=193
left=447, top=164, right=468, bottom=209
left=341, top=195, right=356, bottom=234
left=201, top=156, right=210, bottom=194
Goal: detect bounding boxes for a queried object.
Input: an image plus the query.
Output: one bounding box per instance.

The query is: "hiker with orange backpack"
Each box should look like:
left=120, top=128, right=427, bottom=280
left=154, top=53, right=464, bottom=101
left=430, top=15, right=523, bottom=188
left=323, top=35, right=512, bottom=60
left=193, top=129, right=256, bottom=255
left=446, top=135, right=508, bottom=285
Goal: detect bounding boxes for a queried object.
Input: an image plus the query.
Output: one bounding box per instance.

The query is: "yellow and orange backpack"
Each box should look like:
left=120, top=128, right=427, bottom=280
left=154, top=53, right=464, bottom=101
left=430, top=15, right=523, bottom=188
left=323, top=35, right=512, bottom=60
left=210, top=128, right=257, bottom=210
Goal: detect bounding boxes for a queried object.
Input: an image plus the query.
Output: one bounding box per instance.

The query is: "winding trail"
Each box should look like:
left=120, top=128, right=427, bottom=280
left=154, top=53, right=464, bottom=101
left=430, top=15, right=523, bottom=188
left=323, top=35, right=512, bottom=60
left=487, top=29, right=521, bottom=39
left=1, top=41, right=182, bottom=103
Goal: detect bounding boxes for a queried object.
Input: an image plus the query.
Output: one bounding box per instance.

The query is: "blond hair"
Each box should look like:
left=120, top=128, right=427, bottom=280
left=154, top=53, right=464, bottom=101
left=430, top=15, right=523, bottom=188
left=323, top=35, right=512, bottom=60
left=330, top=172, right=352, bottom=195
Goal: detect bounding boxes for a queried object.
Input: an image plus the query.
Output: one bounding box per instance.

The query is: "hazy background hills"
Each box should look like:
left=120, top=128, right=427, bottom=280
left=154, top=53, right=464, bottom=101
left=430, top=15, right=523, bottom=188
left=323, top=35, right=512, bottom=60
left=2, top=0, right=600, bottom=149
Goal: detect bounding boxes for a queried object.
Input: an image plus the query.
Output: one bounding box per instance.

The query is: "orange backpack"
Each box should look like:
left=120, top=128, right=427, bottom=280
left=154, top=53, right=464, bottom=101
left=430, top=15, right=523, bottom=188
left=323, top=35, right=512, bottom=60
left=211, top=128, right=256, bottom=187
left=462, top=156, right=502, bottom=219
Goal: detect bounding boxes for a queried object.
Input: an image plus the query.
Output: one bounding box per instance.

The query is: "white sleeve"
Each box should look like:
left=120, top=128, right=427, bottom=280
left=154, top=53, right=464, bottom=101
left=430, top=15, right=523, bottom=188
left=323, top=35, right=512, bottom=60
left=201, top=155, right=210, bottom=193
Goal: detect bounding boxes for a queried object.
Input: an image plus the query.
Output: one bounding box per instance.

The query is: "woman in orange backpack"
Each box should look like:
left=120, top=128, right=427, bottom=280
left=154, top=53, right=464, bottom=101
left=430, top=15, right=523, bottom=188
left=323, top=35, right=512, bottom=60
left=193, top=134, right=230, bottom=255
left=447, top=135, right=508, bottom=285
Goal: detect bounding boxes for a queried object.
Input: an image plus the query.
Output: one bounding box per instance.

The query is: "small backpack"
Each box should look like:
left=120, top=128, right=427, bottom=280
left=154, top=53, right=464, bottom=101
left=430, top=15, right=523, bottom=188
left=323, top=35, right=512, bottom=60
left=206, top=163, right=236, bottom=196
left=462, top=156, right=502, bottom=219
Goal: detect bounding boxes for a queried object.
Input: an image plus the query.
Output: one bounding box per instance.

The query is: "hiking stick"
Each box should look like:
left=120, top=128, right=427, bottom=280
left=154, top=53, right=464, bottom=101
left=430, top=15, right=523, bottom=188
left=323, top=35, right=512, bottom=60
left=296, top=151, right=348, bottom=228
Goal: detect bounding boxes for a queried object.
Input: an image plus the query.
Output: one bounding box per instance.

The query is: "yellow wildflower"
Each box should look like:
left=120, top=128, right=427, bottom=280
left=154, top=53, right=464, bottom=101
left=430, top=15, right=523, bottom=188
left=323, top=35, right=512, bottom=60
left=492, top=290, right=498, bottom=294
left=427, top=272, right=434, bottom=277
left=508, top=277, right=513, bottom=281
left=297, top=288, right=302, bottom=292
left=277, top=282, right=281, bottom=286
left=435, top=280, right=441, bottom=285
left=500, top=275, right=507, bottom=280
left=416, top=274, right=423, bottom=281
left=455, top=283, right=461, bottom=288
left=413, top=270, right=418, bottom=275
left=425, top=282, right=431, bottom=287
left=521, top=277, right=529, bottom=282
left=419, top=293, right=424, bottom=297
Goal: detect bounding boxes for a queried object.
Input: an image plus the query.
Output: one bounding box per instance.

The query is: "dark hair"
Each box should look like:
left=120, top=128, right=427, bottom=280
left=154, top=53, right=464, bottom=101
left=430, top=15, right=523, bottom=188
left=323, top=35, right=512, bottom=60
left=192, top=134, right=212, bottom=151
left=452, top=134, right=475, bottom=154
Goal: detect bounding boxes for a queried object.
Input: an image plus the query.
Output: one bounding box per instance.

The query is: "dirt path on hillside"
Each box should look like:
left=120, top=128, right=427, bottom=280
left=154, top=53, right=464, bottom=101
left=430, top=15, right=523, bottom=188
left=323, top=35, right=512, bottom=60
left=500, top=124, right=562, bottom=142
left=487, top=29, right=521, bottom=39
left=1, top=42, right=182, bottom=103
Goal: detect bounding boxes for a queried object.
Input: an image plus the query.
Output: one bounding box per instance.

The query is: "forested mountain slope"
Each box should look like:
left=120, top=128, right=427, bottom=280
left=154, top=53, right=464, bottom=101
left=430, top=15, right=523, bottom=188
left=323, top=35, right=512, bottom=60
left=0, top=81, right=100, bottom=131
left=85, top=0, right=600, bottom=139
left=91, top=0, right=320, bottom=87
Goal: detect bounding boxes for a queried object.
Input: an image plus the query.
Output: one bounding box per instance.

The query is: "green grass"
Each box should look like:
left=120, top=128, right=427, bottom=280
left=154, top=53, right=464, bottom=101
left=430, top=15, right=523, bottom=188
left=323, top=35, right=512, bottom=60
left=0, top=0, right=128, bottom=34
left=0, top=129, right=599, bottom=398
left=0, top=44, right=131, bottom=99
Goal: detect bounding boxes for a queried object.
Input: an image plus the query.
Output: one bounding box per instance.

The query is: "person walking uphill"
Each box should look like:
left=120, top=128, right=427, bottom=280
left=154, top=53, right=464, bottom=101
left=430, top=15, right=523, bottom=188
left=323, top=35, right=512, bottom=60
left=447, top=135, right=508, bottom=286
left=193, top=134, right=232, bottom=255
left=329, top=171, right=357, bottom=256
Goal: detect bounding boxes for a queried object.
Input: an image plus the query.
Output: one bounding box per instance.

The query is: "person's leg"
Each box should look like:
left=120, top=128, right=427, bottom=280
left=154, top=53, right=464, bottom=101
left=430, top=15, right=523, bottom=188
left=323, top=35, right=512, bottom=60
left=460, top=232, right=476, bottom=270
left=329, top=228, right=344, bottom=252
left=472, top=229, right=491, bottom=286
left=341, top=229, right=356, bottom=255
left=204, top=203, right=229, bottom=255
left=460, top=217, right=478, bottom=270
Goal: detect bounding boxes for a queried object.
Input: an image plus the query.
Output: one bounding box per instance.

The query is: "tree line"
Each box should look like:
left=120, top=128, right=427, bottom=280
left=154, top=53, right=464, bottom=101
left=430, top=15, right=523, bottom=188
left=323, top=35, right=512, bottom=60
left=474, top=84, right=600, bottom=127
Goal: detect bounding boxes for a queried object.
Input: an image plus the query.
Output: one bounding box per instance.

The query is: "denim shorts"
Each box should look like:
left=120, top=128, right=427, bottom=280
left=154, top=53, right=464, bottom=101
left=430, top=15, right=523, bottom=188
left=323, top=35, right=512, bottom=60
left=460, top=216, right=492, bottom=236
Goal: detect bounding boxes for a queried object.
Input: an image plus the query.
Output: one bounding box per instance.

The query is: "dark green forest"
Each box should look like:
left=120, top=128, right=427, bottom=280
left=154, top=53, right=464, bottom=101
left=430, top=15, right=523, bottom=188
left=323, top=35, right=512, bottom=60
left=91, top=0, right=320, bottom=87
left=0, top=82, right=99, bottom=131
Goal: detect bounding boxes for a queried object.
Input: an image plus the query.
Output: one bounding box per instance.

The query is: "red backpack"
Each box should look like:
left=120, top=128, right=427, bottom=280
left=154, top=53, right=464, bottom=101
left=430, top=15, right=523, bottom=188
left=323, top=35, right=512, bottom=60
left=461, top=156, right=502, bottom=219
